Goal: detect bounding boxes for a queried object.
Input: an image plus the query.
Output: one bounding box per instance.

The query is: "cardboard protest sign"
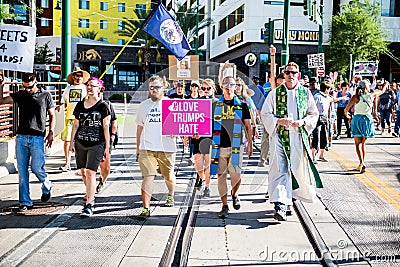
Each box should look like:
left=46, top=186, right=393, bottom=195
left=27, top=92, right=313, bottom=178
left=162, top=99, right=212, bottom=136
left=353, top=61, right=379, bottom=76
left=0, top=24, right=36, bottom=72
left=168, top=55, right=199, bottom=81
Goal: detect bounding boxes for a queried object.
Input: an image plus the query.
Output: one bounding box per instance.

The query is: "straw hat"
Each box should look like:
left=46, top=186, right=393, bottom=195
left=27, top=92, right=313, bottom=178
left=66, top=66, right=90, bottom=85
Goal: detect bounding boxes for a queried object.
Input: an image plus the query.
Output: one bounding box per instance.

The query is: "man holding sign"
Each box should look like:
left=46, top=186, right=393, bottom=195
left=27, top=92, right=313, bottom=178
left=211, top=76, right=253, bottom=219
left=135, top=75, right=177, bottom=220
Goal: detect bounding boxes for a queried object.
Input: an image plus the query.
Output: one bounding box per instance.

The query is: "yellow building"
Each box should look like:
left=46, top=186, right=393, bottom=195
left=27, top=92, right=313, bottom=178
left=51, top=0, right=149, bottom=44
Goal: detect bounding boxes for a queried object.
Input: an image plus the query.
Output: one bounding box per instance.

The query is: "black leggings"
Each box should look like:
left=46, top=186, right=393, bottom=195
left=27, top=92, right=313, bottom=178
left=336, top=107, right=350, bottom=135
left=312, top=116, right=328, bottom=150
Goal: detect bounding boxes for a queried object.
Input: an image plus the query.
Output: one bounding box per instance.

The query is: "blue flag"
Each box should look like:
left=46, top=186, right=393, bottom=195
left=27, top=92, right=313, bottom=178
left=141, top=3, right=191, bottom=60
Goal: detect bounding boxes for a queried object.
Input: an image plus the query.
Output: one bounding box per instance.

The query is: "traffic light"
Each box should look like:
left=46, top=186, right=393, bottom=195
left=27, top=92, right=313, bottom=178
left=303, top=0, right=311, bottom=16
left=263, top=20, right=270, bottom=44
left=263, top=19, right=274, bottom=45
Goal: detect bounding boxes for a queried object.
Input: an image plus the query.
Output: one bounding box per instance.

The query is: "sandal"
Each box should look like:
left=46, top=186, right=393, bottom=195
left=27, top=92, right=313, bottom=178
left=96, top=181, right=104, bottom=194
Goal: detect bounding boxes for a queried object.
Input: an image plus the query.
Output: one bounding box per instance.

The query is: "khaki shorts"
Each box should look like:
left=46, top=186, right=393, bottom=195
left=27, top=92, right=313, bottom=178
left=139, top=150, right=176, bottom=179
left=61, top=119, right=74, bottom=141
left=217, top=146, right=243, bottom=174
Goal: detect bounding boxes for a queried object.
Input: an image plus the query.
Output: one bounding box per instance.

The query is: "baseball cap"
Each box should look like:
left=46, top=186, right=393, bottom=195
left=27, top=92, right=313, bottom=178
left=252, top=76, right=260, bottom=80
left=309, top=77, right=318, bottom=83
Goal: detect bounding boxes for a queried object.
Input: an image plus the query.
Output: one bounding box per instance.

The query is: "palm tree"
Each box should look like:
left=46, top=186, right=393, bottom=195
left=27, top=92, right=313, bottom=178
left=171, top=2, right=212, bottom=52
left=115, top=4, right=162, bottom=80
left=79, top=30, right=99, bottom=40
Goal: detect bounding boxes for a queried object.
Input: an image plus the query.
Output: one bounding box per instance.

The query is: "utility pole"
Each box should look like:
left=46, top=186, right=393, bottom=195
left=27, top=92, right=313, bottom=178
left=195, top=0, right=199, bottom=55
left=318, top=0, right=323, bottom=53
left=61, top=0, right=71, bottom=81
left=281, top=0, right=290, bottom=66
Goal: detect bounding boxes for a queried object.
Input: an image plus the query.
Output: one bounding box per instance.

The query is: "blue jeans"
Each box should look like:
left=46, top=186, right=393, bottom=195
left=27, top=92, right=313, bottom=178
left=380, top=110, right=391, bottom=129
left=15, top=135, right=52, bottom=206
left=395, top=111, right=400, bottom=134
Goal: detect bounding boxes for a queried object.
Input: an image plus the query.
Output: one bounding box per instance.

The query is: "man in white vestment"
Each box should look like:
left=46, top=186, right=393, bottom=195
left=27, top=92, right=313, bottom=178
left=261, top=62, right=321, bottom=221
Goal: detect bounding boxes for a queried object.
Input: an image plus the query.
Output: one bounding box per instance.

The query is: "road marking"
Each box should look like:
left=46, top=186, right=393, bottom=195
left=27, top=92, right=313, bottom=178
left=329, top=150, right=400, bottom=211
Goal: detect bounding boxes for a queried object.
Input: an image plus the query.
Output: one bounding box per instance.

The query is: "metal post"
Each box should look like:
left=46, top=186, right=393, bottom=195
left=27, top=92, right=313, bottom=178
left=349, top=54, right=353, bottom=81
left=318, top=0, right=323, bottom=53
left=61, top=0, right=71, bottom=81
left=195, top=0, right=199, bottom=55
left=281, top=0, right=290, bottom=66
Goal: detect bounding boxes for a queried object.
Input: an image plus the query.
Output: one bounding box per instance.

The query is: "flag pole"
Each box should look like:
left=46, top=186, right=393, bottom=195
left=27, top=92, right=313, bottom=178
left=99, top=28, right=140, bottom=79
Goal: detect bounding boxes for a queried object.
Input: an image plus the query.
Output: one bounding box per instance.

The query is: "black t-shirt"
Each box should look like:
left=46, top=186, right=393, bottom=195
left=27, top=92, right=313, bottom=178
left=169, top=93, right=188, bottom=99
left=11, top=89, right=54, bottom=136
left=104, top=100, right=117, bottom=134
left=73, top=100, right=111, bottom=147
left=218, top=99, right=251, bottom=147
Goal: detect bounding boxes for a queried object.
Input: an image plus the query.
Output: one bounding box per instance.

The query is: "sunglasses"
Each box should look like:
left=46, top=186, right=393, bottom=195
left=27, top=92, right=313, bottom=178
left=73, top=74, right=83, bottom=78
left=201, top=87, right=211, bottom=91
left=284, top=71, right=299, bottom=75
left=222, top=82, right=236, bottom=87
left=191, top=84, right=199, bottom=87
left=23, top=84, right=36, bottom=89
left=235, top=84, right=242, bottom=87
left=149, top=85, right=163, bottom=91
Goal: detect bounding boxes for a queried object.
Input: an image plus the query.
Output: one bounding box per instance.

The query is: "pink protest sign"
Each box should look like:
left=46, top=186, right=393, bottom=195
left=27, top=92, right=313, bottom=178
left=162, top=99, right=212, bottom=136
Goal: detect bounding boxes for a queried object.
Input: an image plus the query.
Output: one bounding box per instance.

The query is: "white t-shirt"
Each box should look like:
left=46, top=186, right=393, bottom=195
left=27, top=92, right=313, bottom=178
left=136, top=97, right=177, bottom=152
left=61, top=84, right=87, bottom=120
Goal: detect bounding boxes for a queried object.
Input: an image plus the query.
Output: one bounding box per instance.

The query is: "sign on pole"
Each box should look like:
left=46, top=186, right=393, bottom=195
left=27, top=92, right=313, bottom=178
left=0, top=24, right=36, bottom=72
left=353, top=61, right=379, bottom=76
left=317, top=66, right=325, bottom=77
left=307, top=53, right=324, bottom=68
left=162, top=99, right=212, bottom=136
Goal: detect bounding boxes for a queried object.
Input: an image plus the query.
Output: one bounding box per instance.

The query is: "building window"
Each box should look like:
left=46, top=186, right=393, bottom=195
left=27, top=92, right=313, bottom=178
left=212, top=25, right=215, bottom=40
left=118, top=3, right=125, bottom=12
left=79, top=0, right=90, bottom=9
left=40, top=0, right=49, bottom=8
left=40, top=18, right=50, bottom=27
left=198, top=33, right=204, bottom=47
left=136, top=4, right=146, bottom=14
left=99, top=38, right=108, bottom=42
left=218, top=16, right=227, bottom=35
left=118, top=39, right=125, bottom=45
left=381, top=0, right=400, bottom=17
left=118, top=21, right=125, bottom=30
left=118, top=70, right=139, bottom=89
left=100, top=20, right=108, bottom=29
left=100, top=2, right=108, bottom=11
left=220, top=0, right=226, bottom=4
left=217, top=5, right=245, bottom=36
left=199, top=7, right=205, bottom=21
left=78, top=19, right=90, bottom=28
left=13, top=5, right=27, bottom=21
left=237, top=5, right=244, bottom=23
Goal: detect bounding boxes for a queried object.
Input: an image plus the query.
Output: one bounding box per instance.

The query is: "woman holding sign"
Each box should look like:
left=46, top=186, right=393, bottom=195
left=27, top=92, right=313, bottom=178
left=190, top=79, right=218, bottom=197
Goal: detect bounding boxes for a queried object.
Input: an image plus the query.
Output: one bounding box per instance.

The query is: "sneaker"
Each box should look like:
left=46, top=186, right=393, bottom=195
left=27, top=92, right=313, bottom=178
left=16, top=205, right=33, bottom=213
left=80, top=204, right=94, bottom=218
left=231, top=191, right=241, bottom=210
left=165, top=195, right=174, bottom=207
left=318, top=157, right=328, bottom=162
left=273, top=202, right=287, bottom=221
left=258, top=161, right=265, bottom=167
left=218, top=205, right=229, bottom=218
left=392, top=132, right=399, bottom=137
left=137, top=207, right=150, bottom=220
left=286, top=205, right=292, bottom=216
left=195, top=175, right=203, bottom=189
left=203, top=187, right=210, bottom=197
left=75, top=170, right=82, bottom=176
left=41, top=192, right=51, bottom=202
left=360, top=164, right=366, bottom=174
left=59, top=164, right=71, bottom=172
left=96, top=178, right=105, bottom=194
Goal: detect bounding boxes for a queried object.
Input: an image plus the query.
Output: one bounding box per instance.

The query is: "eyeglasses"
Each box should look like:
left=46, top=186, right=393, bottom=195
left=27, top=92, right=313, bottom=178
left=201, top=87, right=211, bottom=91
left=23, top=84, right=36, bottom=89
left=235, top=84, right=242, bottom=87
left=87, top=84, right=99, bottom=88
left=149, top=85, right=163, bottom=91
left=222, top=82, right=236, bottom=87
left=284, top=71, right=299, bottom=75
left=191, top=84, right=199, bottom=87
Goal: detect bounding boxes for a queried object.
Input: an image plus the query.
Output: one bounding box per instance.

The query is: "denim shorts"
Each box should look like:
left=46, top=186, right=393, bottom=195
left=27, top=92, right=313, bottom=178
left=75, top=140, right=105, bottom=171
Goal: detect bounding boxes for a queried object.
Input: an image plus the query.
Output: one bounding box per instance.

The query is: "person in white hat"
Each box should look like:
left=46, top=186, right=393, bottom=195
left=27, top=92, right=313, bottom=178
left=56, top=66, right=90, bottom=172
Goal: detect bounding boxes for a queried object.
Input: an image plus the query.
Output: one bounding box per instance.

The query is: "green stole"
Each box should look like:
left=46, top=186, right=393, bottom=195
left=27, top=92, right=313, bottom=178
left=276, top=85, right=323, bottom=189
left=210, top=96, right=243, bottom=175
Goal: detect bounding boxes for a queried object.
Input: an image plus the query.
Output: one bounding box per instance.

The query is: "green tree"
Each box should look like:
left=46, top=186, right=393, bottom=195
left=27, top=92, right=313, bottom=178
left=79, top=30, right=99, bottom=40
left=0, top=4, right=15, bottom=21
left=34, top=41, right=55, bottom=64
left=325, top=0, right=389, bottom=74
left=115, top=4, right=160, bottom=80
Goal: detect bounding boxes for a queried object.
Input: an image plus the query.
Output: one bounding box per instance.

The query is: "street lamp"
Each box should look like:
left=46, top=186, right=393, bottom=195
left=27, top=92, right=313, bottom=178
left=55, top=0, right=71, bottom=81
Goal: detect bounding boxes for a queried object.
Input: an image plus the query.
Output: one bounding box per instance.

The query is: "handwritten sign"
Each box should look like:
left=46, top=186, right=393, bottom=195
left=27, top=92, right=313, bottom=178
left=162, top=99, right=212, bottom=136
left=0, top=24, right=36, bottom=72
left=308, top=53, right=325, bottom=68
